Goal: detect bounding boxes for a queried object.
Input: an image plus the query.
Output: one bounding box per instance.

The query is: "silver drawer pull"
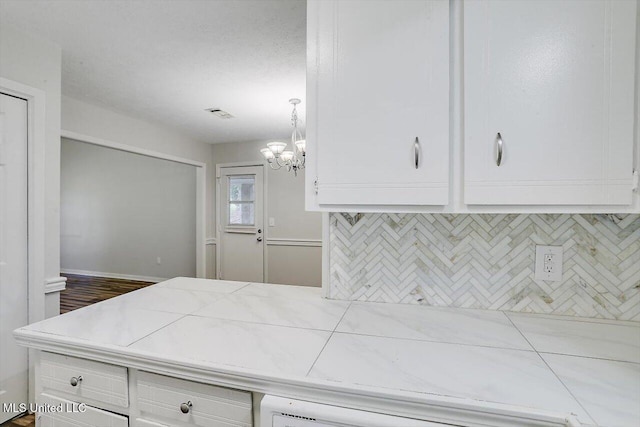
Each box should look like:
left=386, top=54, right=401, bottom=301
left=69, top=376, right=83, bottom=387
left=414, top=137, right=420, bottom=169
left=495, top=132, right=503, bottom=166
left=180, top=401, right=193, bottom=414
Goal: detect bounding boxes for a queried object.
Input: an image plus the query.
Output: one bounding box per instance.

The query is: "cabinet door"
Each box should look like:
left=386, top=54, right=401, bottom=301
left=464, top=0, right=637, bottom=205
left=309, top=0, right=449, bottom=206
left=38, top=393, right=128, bottom=427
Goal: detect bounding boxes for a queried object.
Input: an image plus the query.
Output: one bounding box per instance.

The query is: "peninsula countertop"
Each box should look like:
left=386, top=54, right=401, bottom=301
left=14, top=278, right=640, bottom=426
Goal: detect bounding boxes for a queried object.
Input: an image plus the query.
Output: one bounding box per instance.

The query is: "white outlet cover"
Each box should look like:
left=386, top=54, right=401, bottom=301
left=535, top=245, right=563, bottom=282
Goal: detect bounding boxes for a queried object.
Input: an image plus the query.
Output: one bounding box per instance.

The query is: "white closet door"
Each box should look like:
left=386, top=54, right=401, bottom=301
left=464, top=0, right=637, bottom=205
left=311, top=0, right=449, bottom=206
left=0, top=93, right=29, bottom=423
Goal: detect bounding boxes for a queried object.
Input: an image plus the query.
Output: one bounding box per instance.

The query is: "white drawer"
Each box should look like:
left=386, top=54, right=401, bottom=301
left=41, top=352, right=129, bottom=408
left=137, top=371, right=252, bottom=427
left=38, top=393, right=128, bottom=427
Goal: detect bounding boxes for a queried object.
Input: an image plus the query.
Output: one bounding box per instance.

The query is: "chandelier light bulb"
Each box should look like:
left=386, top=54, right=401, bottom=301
left=267, top=141, right=287, bottom=156
left=280, top=150, right=294, bottom=162
left=260, top=148, right=275, bottom=160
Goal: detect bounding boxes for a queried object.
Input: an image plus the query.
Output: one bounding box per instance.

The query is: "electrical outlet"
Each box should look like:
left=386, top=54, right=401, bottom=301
left=535, top=245, right=563, bottom=282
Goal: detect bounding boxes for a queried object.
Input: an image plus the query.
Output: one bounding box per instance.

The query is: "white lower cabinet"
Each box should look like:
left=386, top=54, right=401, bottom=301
left=135, top=371, right=252, bottom=427
left=40, top=352, right=129, bottom=409
left=36, top=352, right=253, bottom=427
left=38, top=393, right=128, bottom=427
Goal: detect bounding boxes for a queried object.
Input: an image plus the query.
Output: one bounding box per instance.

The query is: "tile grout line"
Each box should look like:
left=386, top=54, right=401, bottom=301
left=503, top=312, right=598, bottom=426
left=304, top=301, right=353, bottom=377
left=229, top=282, right=253, bottom=294
left=125, top=313, right=191, bottom=348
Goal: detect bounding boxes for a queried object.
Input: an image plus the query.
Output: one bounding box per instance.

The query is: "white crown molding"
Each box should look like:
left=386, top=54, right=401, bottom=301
left=60, top=269, right=167, bottom=284
left=44, top=276, right=67, bottom=294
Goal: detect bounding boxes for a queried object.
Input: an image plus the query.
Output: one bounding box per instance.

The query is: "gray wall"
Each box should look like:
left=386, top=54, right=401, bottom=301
left=212, top=140, right=322, bottom=286
left=62, top=96, right=214, bottom=276
left=61, top=138, right=197, bottom=279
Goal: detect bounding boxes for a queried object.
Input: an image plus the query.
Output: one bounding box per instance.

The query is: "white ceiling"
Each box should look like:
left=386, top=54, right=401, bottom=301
left=0, top=0, right=306, bottom=144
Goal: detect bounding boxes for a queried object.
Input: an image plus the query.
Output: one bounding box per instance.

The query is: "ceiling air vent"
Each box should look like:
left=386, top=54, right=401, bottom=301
left=205, top=108, right=234, bottom=119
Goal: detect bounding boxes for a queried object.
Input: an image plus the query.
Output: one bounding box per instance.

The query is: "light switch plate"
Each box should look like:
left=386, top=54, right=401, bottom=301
left=268, top=217, right=275, bottom=227
left=535, top=245, right=563, bottom=282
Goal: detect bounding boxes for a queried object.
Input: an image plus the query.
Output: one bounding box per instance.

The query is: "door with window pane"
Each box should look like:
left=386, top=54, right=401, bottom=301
left=219, top=165, right=264, bottom=282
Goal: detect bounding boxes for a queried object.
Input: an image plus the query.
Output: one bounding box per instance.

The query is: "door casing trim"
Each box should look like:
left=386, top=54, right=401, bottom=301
left=0, top=77, right=47, bottom=405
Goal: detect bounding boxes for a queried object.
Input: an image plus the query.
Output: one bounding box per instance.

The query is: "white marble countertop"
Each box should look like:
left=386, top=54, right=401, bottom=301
left=14, top=278, right=640, bottom=427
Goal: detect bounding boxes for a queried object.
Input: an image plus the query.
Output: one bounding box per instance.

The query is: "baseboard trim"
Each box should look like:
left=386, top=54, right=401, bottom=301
left=60, top=269, right=168, bottom=284
left=45, top=276, right=67, bottom=294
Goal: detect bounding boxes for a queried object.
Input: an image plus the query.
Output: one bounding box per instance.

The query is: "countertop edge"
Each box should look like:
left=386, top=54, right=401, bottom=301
left=14, top=328, right=580, bottom=427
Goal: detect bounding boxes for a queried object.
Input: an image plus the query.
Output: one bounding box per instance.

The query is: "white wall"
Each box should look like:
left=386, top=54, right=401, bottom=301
left=0, top=25, right=62, bottom=319
left=212, top=140, right=322, bottom=286
left=61, top=138, right=197, bottom=280
left=61, top=96, right=215, bottom=274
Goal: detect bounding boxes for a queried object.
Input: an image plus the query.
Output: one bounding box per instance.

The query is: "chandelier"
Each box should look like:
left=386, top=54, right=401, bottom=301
left=259, top=98, right=305, bottom=176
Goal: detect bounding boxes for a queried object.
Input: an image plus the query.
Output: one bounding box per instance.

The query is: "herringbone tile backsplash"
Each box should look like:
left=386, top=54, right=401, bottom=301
left=329, top=213, right=640, bottom=321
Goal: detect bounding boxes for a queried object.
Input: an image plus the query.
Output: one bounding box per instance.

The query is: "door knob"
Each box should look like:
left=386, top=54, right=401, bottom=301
left=257, top=236, right=263, bottom=242
left=69, top=376, right=83, bottom=387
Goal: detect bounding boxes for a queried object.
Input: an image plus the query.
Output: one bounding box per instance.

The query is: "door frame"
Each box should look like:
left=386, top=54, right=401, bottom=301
left=60, top=130, right=208, bottom=278
left=0, top=78, right=46, bottom=326
left=215, top=162, right=267, bottom=281
left=0, top=78, right=47, bottom=407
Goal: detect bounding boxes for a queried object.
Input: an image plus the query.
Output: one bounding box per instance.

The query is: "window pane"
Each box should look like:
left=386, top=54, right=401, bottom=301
left=229, top=202, right=255, bottom=225
left=229, top=176, right=255, bottom=202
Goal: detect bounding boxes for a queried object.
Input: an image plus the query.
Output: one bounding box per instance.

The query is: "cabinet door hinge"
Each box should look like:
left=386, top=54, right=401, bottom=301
left=633, top=170, right=639, bottom=192
left=314, top=177, right=319, bottom=195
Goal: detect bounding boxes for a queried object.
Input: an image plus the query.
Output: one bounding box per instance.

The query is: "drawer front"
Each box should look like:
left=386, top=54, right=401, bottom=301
left=41, top=352, right=129, bottom=408
left=137, top=371, right=252, bottom=427
left=38, top=393, right=128, bottom=427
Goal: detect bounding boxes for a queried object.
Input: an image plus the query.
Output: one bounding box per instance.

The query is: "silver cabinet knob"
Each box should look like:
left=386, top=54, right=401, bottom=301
left=495, top=132, right=504, bottom=166
left=180, top=401, right=193, bottom=414
left=69, top=376, right=83, bottom=387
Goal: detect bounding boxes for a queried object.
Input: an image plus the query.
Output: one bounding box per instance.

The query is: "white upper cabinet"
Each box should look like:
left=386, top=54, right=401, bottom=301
left=307, top=0, right=450, bottom=207
left=464, top=0, right=638, bottom=206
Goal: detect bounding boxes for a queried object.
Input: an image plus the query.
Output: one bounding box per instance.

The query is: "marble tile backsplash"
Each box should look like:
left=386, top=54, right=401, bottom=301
left=328, top=213, right=640, bottom=321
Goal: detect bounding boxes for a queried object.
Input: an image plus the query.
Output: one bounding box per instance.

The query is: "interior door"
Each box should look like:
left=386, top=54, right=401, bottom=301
left=0, top=93, right=29, bottom=423
left=219, top=165, right=264, bottom=282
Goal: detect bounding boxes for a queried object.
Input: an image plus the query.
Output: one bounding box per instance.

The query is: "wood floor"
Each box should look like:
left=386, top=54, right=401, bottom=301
left=60, top=273, right=154, bottom=313
left=1, top=414, right=34, bottom=427
left=1, top=274, right=155, bottom=426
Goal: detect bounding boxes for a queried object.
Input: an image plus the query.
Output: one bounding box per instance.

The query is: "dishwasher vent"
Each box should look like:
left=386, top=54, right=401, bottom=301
left=280, top=412, right=317, bottom=422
